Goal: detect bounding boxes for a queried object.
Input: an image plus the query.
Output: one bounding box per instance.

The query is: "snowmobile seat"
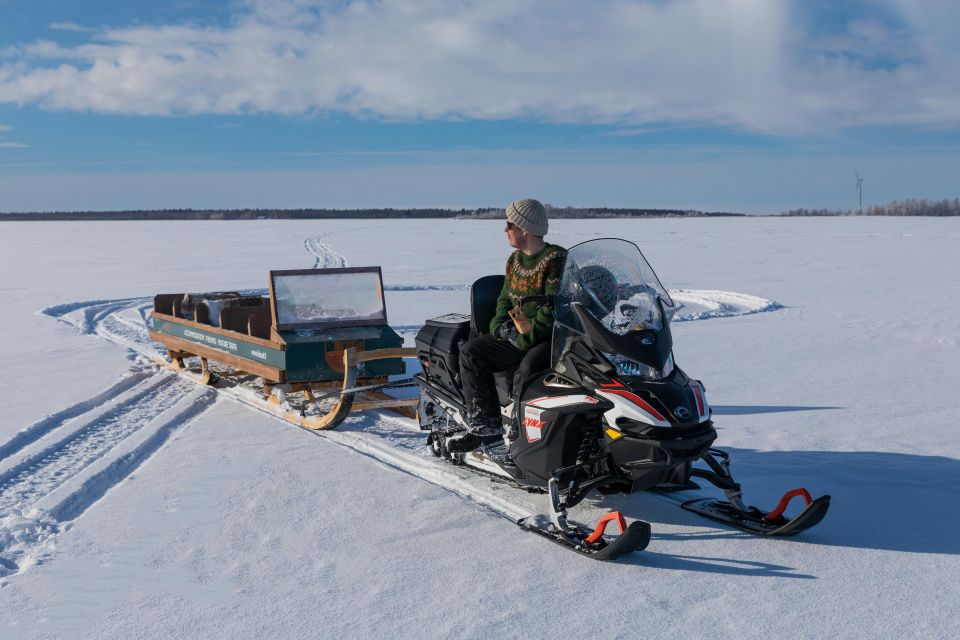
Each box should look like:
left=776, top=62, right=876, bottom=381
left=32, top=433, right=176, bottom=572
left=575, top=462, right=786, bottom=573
left=470, top=274, right=505, bottom=338
left=469, top=275, right=516, bottom=401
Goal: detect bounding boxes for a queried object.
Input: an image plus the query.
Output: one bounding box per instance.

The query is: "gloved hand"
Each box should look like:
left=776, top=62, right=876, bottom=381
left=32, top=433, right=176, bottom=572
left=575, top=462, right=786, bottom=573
left=496, top=321, right=520, bottom=347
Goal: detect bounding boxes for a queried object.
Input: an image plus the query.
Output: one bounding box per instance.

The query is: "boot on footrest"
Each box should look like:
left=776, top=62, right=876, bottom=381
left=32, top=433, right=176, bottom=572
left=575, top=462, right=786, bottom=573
left=446, top=420, right=503, bottom=453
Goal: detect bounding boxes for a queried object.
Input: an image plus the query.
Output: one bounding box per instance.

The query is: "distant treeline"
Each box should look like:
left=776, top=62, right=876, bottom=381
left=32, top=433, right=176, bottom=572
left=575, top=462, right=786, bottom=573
left=781, top=198, right=960, bottom=217
left=0, top=206, right=743, bottom=221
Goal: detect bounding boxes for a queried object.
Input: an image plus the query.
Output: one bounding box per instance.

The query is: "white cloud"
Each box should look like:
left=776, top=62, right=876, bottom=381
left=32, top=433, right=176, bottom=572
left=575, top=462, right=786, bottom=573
left=0, top=142, right=29, bottom=148
left=0, top=124, right=10, bottom=132
left=0, top=0, right=957, bottom=132
left=48, top=22, right=95, bottom=33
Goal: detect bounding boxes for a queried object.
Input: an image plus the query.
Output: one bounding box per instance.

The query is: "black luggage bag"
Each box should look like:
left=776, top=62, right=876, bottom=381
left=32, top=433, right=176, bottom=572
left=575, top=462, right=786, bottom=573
left=415, top=313, right=471, bottom=393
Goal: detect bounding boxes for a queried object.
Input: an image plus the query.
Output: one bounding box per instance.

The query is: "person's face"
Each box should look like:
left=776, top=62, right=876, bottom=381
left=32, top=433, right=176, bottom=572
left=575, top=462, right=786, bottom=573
left=505, top=220, right=525, bottom=248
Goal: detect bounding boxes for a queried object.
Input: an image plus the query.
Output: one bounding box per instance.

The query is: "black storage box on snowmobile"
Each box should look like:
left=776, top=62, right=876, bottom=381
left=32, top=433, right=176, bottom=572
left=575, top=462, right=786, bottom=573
left=415, top=313, right=471, bottom=392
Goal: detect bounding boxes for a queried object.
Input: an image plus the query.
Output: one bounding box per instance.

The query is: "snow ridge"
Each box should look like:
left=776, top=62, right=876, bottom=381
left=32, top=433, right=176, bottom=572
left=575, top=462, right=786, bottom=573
left=671, top=289, right=784, bottom=322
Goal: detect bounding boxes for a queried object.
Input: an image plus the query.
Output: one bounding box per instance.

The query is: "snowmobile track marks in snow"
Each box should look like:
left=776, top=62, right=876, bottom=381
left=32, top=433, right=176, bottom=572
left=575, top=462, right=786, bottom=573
left=0, top=374, right=199, bottom=515
left=0, top=371, right=153, bottom=465
left=0, top=371, right=215, bottom=579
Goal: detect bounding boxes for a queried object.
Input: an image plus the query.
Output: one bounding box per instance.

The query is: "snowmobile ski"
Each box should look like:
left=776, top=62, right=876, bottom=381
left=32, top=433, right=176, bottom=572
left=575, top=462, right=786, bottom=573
left=517, top=512, right=651, bottom=561
left=680, top=493, right=831, bottom=537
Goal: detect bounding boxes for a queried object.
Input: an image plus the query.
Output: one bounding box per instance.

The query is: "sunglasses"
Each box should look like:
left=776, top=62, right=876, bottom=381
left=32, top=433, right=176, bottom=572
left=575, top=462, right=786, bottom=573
left=505, top=221, right=519, bottom=231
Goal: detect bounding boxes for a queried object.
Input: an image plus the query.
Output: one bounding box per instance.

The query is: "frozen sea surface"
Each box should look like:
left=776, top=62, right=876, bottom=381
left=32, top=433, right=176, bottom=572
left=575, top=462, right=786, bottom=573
left=0, top=217, right=958, bottom=639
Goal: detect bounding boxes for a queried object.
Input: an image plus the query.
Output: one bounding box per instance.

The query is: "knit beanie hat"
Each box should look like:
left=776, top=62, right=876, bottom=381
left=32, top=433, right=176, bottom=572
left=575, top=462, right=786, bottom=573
left=506, top=198, right=548, bottom=236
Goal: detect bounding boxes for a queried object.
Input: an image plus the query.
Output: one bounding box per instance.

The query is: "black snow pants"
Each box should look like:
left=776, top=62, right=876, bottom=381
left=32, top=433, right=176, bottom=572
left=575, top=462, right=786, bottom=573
left=458, top=334, right=550, bottom=428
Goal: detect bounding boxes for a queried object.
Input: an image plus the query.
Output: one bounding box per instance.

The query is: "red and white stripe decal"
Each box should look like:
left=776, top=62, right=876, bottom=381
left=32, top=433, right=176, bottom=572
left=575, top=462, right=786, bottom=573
left=598, top=380, right=666, bottom=422
left=526, top=394, right=599, bottom=409
left=692, top=383, right=705, bottom=418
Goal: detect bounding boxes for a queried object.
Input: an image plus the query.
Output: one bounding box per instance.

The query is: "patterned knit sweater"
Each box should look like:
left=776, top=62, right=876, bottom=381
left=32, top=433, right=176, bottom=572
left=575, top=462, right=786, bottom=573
left=489, top=243, right=567, bottom=351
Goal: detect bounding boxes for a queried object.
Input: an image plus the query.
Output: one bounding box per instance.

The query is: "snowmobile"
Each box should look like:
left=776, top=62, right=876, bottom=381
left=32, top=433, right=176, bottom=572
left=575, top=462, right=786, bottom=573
left=414, top=238, right=830, bottom=560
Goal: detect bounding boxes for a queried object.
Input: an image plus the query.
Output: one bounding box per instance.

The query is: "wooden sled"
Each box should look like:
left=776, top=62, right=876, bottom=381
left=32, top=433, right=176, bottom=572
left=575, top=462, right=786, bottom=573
left=149, top=267, right=419, bottom=430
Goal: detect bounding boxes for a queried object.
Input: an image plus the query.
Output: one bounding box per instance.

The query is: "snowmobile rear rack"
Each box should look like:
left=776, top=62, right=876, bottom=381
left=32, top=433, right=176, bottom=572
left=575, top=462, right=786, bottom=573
left=149, top=267, right=418, bottom=430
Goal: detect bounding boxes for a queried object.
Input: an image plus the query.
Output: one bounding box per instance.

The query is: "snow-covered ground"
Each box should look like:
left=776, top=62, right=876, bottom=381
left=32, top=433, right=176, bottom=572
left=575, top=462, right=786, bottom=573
left=0, top=218, right=957, bottom=639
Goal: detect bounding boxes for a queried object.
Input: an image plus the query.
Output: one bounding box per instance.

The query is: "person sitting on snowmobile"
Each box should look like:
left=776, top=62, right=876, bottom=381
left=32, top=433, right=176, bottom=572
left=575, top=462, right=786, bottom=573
left=447, top=198, right=567, bottom=452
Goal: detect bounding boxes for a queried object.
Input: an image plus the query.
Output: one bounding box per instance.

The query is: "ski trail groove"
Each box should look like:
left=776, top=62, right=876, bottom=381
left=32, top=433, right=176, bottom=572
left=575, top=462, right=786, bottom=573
left=49, top=387, right=216, bottom=522
left=0, top=380, right=215, bottom=580
left=0, top=371, right=152, bottom=465
left=0, top=375, right=194, bottom=515
left=304, top=235, right=348, bottom=269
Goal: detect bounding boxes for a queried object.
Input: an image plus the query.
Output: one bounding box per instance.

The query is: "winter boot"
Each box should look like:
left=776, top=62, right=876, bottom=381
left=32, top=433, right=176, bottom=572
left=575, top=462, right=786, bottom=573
left=446, top=418, right=503, bottom=453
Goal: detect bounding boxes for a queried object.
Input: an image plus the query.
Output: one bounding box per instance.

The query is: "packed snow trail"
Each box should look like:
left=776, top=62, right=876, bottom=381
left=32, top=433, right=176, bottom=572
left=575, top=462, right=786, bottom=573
left=0, top=375, right=195, bottom=514
left=0, top=371, right=153, bottom=465
left=0, top=371, right=214, bottom=578
left=305, top=234, right=348, bottom=269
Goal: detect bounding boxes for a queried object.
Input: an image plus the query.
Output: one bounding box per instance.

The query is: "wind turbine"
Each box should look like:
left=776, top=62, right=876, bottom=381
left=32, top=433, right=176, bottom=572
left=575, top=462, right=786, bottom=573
left=855, top=170, right=864, bottom=214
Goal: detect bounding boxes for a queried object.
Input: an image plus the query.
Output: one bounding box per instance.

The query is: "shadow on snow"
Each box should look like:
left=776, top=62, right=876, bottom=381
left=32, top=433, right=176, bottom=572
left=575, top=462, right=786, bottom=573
left=604, top=447, right=960, bottom=557
left=329, top=414, right=960, bottom=566
left=711, top=405, right=843, bottom=415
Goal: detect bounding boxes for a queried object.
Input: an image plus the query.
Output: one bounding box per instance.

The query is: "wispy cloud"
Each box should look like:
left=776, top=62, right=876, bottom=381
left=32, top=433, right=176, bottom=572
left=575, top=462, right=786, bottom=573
left=215, top=122, right=242, bottom=129
left=0, top=124, right=27, bottom=147
left=48, top=22, right=94, bottom=33
left=601, top=127, right=667, bottom=138
left=0, top=1, right=956, bottom=132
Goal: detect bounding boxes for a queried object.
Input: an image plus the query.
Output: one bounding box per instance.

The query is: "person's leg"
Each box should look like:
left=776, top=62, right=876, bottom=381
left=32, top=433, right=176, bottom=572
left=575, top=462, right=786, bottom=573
left=512, top=342, right=551, bottom=395
left=458, top=334, right=525, bottom=428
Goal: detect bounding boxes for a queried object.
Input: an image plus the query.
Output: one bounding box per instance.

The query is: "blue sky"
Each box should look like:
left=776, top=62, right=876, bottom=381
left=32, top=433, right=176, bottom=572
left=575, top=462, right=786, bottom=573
left=1, top=0, right=958, bottom=213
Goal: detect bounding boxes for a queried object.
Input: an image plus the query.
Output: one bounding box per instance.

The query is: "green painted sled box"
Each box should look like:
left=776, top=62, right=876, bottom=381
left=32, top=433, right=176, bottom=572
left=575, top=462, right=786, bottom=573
left=149, top=266, right=406, bottom=384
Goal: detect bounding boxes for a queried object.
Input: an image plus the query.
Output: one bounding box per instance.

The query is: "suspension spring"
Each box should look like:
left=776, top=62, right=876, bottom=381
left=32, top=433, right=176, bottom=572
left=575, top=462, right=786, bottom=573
left=576, top=421, right=602, bottom=466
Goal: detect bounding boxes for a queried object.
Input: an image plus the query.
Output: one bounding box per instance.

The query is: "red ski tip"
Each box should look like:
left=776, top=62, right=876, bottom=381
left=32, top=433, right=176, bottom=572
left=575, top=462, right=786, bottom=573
left=584, top=511, right=628, bottom=545
left=765, top=488, right=813, bottom=522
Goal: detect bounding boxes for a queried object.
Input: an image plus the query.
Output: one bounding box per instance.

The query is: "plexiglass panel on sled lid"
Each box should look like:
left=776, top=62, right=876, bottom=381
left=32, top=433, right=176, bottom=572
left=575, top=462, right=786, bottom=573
left=269, top=267, right=387, bottom=330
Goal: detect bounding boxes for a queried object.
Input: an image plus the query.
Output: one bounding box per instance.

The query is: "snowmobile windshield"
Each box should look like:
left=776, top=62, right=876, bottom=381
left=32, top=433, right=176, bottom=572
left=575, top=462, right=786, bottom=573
left=551, top=238, right=676, bottom=374
left=553, top=238, right=675, bottom=336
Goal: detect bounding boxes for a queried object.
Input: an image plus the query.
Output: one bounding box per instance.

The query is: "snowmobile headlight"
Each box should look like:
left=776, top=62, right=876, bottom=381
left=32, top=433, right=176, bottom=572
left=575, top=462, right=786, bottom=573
left=606, top=353, right=660, bottom=379
left=605, top=352, right=674, bottom=380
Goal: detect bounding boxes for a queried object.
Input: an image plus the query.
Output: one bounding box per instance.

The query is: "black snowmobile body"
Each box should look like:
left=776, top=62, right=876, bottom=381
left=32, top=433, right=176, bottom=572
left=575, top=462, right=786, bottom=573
left=414, top=238, right=829, bottom=559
